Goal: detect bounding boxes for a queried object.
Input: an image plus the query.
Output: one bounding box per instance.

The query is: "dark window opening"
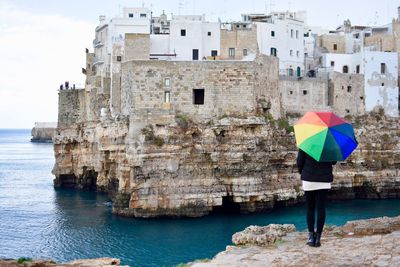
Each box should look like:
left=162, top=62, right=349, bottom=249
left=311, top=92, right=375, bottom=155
left=343, top=65, right=349, bottom=73
left=192, top=49, right=199, bottom=60
left=360, top=96, right=364, bottom=100
left=129, top=13, right=134, bottom=18
left=356, top=65, right=360, bottom=73
left=181, top=29, right=186, bottom=36
left=380, top=63, right=386, bottom=74
left=381, top=83, right=385, bottom=86
left=303, top=90, right=307, bottom=95
left=288, top=68, right=294, bottom=76
left=342, top=86, right=344, bottom=89
left=347, top=86, right=352, bottom=92
left=117, top=56, right=122, bottom=62
left=243, top=49, right=248, bottom=56
left=330, top=61, right=335, bottom=67
left=289, top=90, right=293, bottom=95
left=208, top=31, right=211, bottom=36
left=140, top=13, right=147, bottom=18
left=333, top=44, right=337, bottom=51
left=193, top=89, right=205, bottom=105
left=211, top=50, right=218, bottom=57
left=270, top=47, right=277, bottom=56
left=271, top=30, right=275, bottom=37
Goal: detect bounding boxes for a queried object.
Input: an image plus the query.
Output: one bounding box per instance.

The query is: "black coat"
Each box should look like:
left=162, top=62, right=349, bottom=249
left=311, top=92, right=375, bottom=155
left=296, top=149, right=336, bottom=182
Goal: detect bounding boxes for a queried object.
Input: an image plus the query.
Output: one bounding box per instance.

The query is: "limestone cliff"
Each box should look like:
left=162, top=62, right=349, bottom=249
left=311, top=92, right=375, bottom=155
left=52, top=111, right=400, bottom=218
left=31, top=122, right=57, bottom=143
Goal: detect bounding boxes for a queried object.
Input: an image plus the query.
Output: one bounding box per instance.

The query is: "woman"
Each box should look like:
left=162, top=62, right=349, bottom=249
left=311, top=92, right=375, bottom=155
left=296, top=149, right=336, bottom=247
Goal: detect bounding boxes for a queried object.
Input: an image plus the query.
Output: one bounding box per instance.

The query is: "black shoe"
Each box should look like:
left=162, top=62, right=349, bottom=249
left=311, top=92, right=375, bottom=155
left=306, top=232, right=315, bottom=247
left=314, top=233, right=321, bottom=247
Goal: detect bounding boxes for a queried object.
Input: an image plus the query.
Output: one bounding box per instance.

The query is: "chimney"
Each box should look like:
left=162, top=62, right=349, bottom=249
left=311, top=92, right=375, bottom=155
left=99, top=15, right=106, bottom=24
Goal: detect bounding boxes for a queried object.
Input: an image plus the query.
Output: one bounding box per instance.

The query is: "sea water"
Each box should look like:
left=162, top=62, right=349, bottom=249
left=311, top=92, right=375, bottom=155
left=1, top=129, right=400, bottom=267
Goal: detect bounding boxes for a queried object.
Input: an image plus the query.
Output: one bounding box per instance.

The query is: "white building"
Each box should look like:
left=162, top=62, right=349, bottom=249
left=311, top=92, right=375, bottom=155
left=243, top=11, right=305, bottom=76
left=322, top=51, right=398, bottom=117
left=93, top=7, right=151, bottom=90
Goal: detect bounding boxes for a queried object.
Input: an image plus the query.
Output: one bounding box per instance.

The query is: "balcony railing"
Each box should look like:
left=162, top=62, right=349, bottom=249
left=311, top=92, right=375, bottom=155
left=93, top=57, right=104, bottom=65
left=93, top=39, right=104, bottom=48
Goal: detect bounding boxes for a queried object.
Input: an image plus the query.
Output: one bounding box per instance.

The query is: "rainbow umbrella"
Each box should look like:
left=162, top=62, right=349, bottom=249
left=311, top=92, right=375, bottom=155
left=294, top=111, right=358, bottom=162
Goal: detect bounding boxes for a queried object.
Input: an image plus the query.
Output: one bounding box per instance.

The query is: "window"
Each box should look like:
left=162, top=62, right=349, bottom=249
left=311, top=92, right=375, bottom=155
left=296, top=30, right=299, bottom=39
left=288, top=68, right=294, bottom=76
left=140, top=13, right=147, bottom=18
left=330, top=61, right=335, bottom=67
left=211, top=50, right=218, bottom=57
left=347, top=86, right=352, bottom=92
left=164, top=78, right=170, bottom=87
left=181, top=29, right=186, bottom=36
left=303, top=90, right=308, bottom=95
left=291, top=29, right=294, bottom=38
left=289, top=91, right=293, bottom=95
left=208, top=32, right=211, bottom=36
left=117, top=56, right=122, bottom=62
left=296, top=51, right=299, bottom=57
left=356, top=65, right=360, bottom=73
left=192, top=49, right=199, bottom=60
left=333, top=44, right=337, bottom=51
left=343, top=65, right=349, bottom=73
left=193, top=89, right=204, bottom=105
left=229, top=48, right=235, bottom=57
left=270, top=47, right=277, bottom=56
left=129, top=13, right=134, bottom=18
left=243, top=49, right=248, bottom=56
left=290, top=50, right=293, bottom=56
left=164, top=91, right=171, bottom=103
left=380, top=63, right=386, bottom=74
left=271, top=30, right=275, bottom=37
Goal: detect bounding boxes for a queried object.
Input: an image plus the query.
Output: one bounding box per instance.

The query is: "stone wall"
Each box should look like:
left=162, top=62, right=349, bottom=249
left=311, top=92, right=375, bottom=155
left=124, top=33, right=150, bottom=61
left=319, top=34, right=346, bottom=53
left=280, top=76, right=329, bottom=114
left=328, top=72, right=365, bottom=116
left=58, top=89, right=86, bottom=126
left=364, top=34, right=395, bottom=52
left=220, top=25, right=258, bottom=60
left=120, top=55, right=280, bottom=121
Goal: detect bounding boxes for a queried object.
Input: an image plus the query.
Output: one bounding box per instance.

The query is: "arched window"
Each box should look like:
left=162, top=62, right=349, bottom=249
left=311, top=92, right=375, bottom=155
left=342, top=65, right=349, bottom=73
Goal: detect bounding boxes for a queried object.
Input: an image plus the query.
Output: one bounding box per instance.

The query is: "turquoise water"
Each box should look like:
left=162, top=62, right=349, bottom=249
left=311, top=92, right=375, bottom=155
left=1, top=129, right=400, bottom=267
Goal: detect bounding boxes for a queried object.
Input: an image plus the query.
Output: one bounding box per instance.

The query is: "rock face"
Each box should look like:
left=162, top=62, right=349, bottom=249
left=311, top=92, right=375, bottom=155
left=53, top=111, right=400, bottom=218
left=191, top=216, right=400, bottom=267
left=0, top=257, right=124, bottom=267
left=31, top=122, right=57, bottom=143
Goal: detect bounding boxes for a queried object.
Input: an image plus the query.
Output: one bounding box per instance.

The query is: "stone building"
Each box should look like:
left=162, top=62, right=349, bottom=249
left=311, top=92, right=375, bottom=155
left=220, top=22, right=258, bottom=60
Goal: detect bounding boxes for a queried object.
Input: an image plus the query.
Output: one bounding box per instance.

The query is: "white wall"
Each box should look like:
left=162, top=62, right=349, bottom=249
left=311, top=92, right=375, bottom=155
left=255, top=17, right=305, bottom=76
left=363, top=51, right=398, bottom=117
left=169, top=19, right=220, bottom=60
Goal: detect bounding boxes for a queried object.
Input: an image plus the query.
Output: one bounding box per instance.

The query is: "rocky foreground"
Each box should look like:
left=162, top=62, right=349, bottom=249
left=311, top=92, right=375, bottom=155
left=191, top=215, right=400, bottom=267
left=0, top=257, right=126, bottom=267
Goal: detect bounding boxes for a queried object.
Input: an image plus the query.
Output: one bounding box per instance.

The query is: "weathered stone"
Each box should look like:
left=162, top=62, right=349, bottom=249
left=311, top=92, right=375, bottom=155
left=232, top=224, right=296, bottom=246
left=191, top=216, right=400, bottom=267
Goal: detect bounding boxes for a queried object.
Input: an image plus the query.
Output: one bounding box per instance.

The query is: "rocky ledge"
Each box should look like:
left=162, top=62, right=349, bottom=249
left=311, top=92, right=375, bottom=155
left=191, top=215, right=400, bottom=266
left=0, top=257, right=125, bottom=267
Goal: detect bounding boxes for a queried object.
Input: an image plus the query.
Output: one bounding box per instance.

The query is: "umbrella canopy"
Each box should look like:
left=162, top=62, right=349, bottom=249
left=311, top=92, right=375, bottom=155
left=294, top=111, right=358, bottom=162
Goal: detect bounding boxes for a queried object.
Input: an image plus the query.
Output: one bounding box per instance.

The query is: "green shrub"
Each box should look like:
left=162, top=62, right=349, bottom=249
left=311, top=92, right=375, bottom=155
left=154, top=136, right=165, bottom=147
left=17, top=257, right=32, bottom=264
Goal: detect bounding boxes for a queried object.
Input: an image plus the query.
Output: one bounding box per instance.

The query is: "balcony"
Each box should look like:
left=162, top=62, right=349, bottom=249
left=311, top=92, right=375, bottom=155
left=93, top=39, right=104, bottom=48
left=93, top=57, right=104, bottom=65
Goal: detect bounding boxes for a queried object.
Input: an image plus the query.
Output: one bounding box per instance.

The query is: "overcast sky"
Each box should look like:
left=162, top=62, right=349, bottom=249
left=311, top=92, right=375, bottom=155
left=0, top=0, right=398, bottom=128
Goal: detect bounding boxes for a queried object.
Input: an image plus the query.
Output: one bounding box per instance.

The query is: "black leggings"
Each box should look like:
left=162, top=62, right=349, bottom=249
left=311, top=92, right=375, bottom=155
left=305, top=189, right=329, bottom=234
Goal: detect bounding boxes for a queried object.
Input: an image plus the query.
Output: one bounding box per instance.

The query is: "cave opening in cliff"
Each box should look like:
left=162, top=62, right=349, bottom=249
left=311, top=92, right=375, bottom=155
left=211, top=196, right=241, bottom=214
left=56, top=174, right=77, bottom=188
